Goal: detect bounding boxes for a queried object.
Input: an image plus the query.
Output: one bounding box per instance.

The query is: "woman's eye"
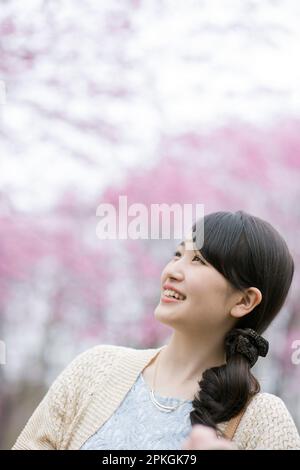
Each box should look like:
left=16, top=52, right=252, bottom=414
left=192, top=255, right=204, bottom=264
left=173, top=251, right=205, bottom=264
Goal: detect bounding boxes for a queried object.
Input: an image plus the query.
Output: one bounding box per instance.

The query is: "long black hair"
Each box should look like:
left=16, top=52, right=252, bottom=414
left=189, top=210, right=294, bottom=432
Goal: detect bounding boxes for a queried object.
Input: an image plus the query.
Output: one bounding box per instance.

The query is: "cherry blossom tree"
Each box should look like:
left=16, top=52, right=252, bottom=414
left=1, top=0, right=300, bottom=449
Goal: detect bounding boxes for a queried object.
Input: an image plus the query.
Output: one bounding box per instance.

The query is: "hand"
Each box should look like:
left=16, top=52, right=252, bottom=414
left=181, top=424, right=238, bottom=450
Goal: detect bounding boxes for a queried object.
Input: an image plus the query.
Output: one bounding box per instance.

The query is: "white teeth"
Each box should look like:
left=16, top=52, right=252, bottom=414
left=163, top=289, right=185, bottom=300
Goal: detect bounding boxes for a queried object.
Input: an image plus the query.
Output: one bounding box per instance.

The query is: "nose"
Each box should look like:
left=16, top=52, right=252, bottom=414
left=163, top=258, right=184, bottom=283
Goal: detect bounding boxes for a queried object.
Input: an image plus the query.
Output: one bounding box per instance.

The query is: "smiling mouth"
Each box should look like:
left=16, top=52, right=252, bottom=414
left=161, top=289, right=186, bottom=302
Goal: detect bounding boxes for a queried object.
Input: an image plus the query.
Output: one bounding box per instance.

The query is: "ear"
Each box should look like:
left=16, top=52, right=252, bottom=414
left=229, top=287, right=262, bottom=319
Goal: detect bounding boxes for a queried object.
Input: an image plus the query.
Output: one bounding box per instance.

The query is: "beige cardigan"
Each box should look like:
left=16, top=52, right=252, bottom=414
left=12, top=344, right=300, bottom=450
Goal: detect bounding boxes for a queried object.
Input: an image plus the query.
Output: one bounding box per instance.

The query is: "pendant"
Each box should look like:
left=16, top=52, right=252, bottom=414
left=150, top=389, right=180, bottom=412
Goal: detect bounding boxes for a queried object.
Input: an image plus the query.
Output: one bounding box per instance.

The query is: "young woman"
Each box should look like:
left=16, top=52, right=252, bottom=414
left=12, top=211, right=300, bottom=450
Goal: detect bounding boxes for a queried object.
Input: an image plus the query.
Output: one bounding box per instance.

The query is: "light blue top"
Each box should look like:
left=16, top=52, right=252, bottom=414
left=80, top=371, right=194, bottom=450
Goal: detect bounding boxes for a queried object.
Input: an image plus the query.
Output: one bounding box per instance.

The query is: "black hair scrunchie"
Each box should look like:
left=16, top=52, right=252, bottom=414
left=225, top=328, right=269, bottom=368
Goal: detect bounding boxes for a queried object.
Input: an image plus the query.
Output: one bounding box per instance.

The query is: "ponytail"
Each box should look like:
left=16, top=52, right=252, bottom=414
left=190, top=328, right=268, bottom=431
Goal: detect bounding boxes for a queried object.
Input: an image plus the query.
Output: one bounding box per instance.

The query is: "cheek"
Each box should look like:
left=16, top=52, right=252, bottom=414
left=185, top=272, right=217, bottom=299
left=185, top=274, right=229, bottom=321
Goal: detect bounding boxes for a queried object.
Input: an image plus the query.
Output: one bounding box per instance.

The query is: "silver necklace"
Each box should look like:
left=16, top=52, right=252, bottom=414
left=149, top=349, right=189, bottom=413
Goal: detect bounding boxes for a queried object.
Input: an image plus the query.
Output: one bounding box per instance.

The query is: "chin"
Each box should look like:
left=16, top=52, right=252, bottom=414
left=153, top=302, right=184, bottom=328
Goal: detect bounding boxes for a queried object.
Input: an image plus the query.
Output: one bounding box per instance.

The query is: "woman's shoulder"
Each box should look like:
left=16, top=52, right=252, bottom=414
left=71, top=343, right=122, bottom=362
left=249, top=391, right=286, bottom=404
left=62, top=343, right=129, bottom=375
left=235, top=392, right=300, bottom=449
left=246, top=391, right=292, bottom=414
left=241, top=391, right=297, bottom=426
left=46, top=344, right=120, bottom=393
left=67, top=343, right=160, bottom=366
left=59, top=343, right=161, bottom=384
left=62, top=343, right=120, bottom=372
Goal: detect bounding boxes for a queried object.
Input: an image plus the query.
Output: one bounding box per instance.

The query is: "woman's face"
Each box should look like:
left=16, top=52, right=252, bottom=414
left=154, top=239, right=238, bottom=334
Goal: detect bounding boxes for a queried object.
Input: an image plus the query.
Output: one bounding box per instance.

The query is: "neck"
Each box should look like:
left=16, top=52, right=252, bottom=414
left=160, top=330, right=226, bottom=387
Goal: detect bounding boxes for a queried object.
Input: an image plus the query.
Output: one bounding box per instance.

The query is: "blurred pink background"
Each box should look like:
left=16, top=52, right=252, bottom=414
left=0, top=0, right=300, bottom=449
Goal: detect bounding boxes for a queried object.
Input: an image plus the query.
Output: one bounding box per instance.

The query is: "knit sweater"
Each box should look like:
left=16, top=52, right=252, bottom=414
left=12, top=344, right=300, bottom=450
